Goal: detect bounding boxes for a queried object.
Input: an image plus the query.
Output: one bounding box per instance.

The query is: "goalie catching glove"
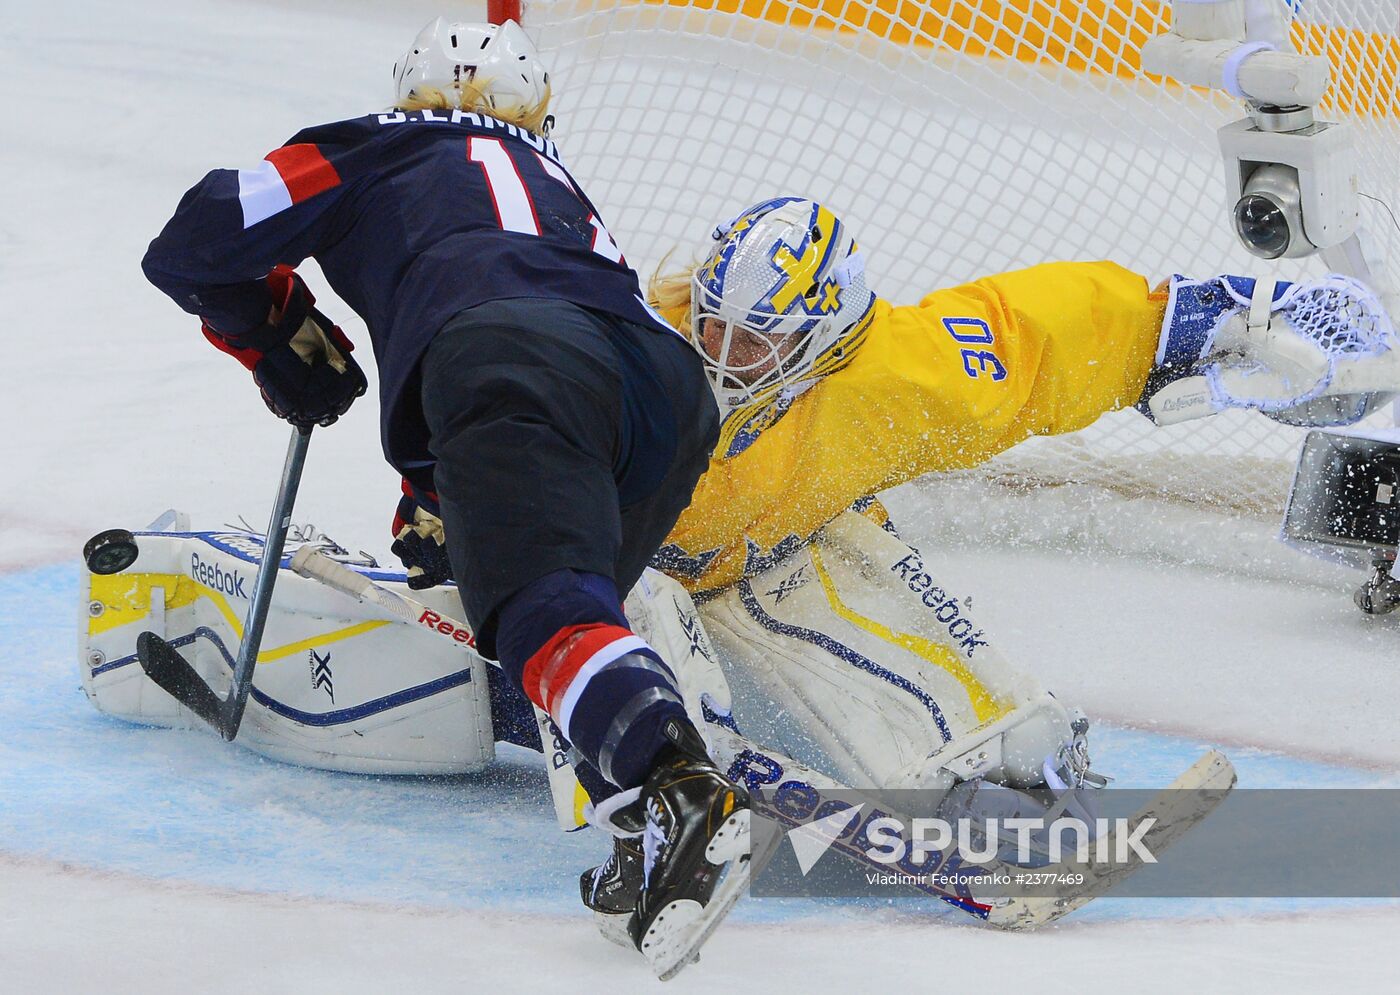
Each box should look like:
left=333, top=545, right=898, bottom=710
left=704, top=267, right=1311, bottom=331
left=391, top=481, right=452, bottom=590
left=203, top=265, right=367, bottom=429
left=1143, top=273, right=1398, bottom=426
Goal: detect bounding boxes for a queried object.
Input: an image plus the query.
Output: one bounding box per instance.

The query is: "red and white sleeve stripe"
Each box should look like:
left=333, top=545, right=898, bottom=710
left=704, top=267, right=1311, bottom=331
left=236, top=144, right=342, bottom=229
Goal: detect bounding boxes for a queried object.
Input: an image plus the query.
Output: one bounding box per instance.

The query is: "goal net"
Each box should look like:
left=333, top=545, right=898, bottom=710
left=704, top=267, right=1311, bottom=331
left=519, top=0, right=1400, bottom=522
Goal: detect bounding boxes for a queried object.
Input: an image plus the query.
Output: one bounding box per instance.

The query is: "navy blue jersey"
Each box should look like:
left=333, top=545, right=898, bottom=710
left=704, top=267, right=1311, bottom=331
left=142, top=109, right=676, bottom=480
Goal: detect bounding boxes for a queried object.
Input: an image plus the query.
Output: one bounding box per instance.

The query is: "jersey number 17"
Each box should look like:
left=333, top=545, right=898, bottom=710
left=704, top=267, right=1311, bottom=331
left=468, top=136, right=625, bottom=265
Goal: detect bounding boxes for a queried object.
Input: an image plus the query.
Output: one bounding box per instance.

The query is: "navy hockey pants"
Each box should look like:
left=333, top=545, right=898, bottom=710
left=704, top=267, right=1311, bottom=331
left=420, top=297, right=718, bottom=787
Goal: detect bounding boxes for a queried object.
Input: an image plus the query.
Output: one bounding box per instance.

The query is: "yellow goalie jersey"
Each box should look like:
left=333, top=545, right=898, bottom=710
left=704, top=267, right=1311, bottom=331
left=654, top=261, right=1166, bottom=596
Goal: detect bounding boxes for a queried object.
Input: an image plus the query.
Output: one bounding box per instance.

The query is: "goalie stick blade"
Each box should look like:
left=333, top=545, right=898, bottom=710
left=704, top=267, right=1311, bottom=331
left=705, top=726, right=1235, bottom=929
left=984, top=749, right=1238, bottom=930
left=136, top=631, right=232, bottom=739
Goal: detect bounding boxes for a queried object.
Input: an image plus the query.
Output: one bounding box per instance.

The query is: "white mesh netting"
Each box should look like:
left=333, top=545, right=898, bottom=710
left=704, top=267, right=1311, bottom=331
left=523, top=0, right=1400, bottom=520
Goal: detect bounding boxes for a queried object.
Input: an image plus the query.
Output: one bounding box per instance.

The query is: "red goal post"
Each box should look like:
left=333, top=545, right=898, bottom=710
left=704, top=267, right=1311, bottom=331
left=489, top=0, right=522, bottom=24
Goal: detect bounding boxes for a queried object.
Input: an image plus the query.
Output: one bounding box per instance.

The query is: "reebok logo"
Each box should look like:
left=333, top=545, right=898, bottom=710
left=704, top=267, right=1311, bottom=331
left=190, top=553, right=248, bottom=600
left=416, top=609, right=477, bottom=647
left=890, top=551, right=989, bottom=657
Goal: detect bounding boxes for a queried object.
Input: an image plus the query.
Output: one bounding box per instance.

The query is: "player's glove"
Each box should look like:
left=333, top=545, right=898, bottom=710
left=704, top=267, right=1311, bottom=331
left=203, top=266, right=368, bottom=430
left=1142, top=273, right=1397, bottom=426
left=391, top=481, right=452, bottom=590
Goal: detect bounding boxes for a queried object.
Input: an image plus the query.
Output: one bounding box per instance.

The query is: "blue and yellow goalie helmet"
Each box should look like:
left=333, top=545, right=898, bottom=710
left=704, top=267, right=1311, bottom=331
left=691, top=197, right=875, bottom=408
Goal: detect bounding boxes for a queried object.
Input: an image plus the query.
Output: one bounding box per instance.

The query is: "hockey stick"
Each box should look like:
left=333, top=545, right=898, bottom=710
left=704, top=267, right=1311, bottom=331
left=289, top=545, right=462, bottom=636
left=136, top=425, right=312, bottom=741
left=289, top=547, right=589, bottom=829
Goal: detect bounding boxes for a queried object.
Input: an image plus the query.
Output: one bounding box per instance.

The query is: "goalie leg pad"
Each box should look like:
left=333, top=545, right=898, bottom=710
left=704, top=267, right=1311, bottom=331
left=81, top=529, right=495, bottom=774
left=698, top=512, right=1079, bottom=789
left=622, top=567, right=737, bottom=739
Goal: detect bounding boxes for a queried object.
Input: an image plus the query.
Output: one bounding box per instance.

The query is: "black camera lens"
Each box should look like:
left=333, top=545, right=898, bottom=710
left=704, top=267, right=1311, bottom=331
left=1234, top=194, right=1291, bottom=259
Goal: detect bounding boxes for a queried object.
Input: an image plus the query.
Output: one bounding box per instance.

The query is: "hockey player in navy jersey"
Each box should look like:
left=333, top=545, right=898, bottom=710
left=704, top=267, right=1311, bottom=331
left=141, top=16, right=747, bottom=979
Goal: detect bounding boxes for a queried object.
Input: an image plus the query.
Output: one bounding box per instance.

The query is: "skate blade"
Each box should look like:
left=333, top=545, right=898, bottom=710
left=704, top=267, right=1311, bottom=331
left=592, top=909, right=634, bottom=949
left=640, top=809, right=751, bottom=981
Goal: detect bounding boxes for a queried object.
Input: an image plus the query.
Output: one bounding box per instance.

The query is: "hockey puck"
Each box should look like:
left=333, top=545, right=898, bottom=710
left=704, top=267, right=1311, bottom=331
left=84, top=529, right=139, bottom=575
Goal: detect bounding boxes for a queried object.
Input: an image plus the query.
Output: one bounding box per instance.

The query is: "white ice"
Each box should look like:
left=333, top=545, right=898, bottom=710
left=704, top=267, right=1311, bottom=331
left=2, top=1, right=1397, bottom=991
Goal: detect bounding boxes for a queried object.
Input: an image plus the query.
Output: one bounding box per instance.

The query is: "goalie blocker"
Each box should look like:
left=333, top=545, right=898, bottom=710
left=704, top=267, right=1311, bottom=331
left=81, top=512, right=1090, bottom=801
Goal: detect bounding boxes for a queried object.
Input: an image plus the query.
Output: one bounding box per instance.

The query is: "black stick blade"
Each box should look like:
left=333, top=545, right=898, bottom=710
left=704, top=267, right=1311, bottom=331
left=136, top=631, right=231, bottom=739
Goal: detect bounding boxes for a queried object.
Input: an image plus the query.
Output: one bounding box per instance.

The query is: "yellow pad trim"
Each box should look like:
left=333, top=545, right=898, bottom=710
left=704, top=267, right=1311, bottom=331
left=254, top=620, right=394, bottom=663
left=88, top=571, right=391, bottom=663
left=88, top=572, right=239, bottom=637
left=573, top=782, right=591, bottom=829
left=808, top=546, right=1009, bottom=723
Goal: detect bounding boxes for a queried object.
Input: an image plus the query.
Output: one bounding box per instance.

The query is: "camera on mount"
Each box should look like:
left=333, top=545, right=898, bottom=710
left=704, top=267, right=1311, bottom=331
left=1233, top=162, right=1307, bottom=259
left=1140, top=3, right=1360, bottom=262
left=1220, top=110, right=1360, bottom=261
left=1144, top=1, right=1400, bottom=614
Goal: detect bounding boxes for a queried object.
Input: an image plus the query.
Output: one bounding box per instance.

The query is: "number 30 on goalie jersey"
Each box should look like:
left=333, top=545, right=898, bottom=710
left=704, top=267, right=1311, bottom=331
left=943, top=316, right=1007, bottom=382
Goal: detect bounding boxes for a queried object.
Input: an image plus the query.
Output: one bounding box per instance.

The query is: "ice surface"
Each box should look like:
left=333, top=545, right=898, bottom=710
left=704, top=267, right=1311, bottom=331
left=1, top=0, right=1397, bottom=989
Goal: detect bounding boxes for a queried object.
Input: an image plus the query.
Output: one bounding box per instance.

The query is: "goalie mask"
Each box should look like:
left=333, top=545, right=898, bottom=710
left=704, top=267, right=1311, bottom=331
left=393, top=17, right=550, bottom=129
left=691, top=197, right=875, bottom=408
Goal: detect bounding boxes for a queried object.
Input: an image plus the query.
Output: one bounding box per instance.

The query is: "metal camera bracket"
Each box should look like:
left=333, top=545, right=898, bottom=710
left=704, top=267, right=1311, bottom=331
left=1142, top=1, right=1367, bottom=270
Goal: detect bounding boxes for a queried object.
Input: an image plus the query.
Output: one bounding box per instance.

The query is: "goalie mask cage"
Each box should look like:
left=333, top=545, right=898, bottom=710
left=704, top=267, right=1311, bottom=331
left=512, top=0, right=1400, bottom=520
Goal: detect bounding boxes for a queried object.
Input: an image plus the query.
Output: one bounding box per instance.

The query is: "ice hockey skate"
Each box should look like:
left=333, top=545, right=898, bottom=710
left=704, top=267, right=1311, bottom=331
left=588, top=718, right=751, bottom=980
left=580, top=836, right=644, bottom=947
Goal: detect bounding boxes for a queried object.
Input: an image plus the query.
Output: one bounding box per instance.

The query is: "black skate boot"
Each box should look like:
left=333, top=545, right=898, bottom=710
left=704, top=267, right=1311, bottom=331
left=579, top=836, right=644, bottom=948
left=626, top=717, right=751, bottom=979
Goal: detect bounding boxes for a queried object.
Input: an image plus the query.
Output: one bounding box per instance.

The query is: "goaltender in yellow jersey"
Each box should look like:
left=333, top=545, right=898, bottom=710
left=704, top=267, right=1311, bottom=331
left=650, top=196, right=1165, bottom=596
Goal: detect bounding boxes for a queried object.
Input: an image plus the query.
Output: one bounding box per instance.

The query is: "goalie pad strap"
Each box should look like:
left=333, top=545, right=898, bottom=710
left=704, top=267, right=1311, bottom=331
left=1248, top=277, right=1277, bottom=336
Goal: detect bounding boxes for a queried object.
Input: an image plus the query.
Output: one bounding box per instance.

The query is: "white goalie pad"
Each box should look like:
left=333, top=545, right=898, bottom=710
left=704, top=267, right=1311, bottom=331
left=81, top=527, right=495, bottom=774
left=699, top=512, right=1076, bottom=790
left=79, top=515, right=1080, bottom=797
left=622, top=568, right=735, bottom=741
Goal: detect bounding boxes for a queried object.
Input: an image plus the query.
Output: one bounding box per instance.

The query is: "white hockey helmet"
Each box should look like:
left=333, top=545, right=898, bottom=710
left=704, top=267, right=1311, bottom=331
left=691, top=197, right=875, bottom=408
left=393, top=18, right=549, bottom=124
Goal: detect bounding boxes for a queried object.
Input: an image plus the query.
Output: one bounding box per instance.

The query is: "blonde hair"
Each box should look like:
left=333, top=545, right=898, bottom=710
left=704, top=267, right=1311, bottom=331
left=396, top=80, right=552, bottom=136
left=647, top=251, right=701, bottom=338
